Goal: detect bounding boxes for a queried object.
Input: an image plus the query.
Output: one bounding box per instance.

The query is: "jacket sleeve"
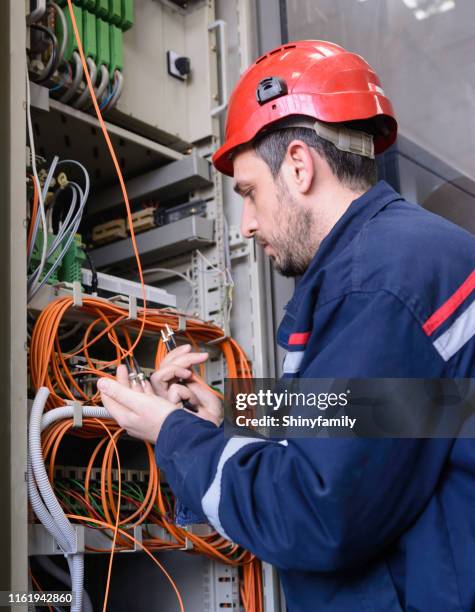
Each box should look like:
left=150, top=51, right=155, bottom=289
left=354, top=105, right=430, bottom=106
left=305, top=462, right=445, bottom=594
left=155, top=290, right=453, bottom=572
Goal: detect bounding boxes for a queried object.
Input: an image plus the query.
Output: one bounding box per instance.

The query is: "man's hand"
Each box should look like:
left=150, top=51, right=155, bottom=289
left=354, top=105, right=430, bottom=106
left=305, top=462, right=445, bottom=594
left=97, top=365, right=177, bottom=443
left=150, top=344, right=223, bottom=427
left=97, top=344, right=223, bottom=442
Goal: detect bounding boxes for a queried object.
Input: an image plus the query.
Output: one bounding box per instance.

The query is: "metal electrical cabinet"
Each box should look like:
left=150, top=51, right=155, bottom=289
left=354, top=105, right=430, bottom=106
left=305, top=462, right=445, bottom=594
left=3, top=0, right=282, bottom=610
left=113, top=0, right=218, bottom=146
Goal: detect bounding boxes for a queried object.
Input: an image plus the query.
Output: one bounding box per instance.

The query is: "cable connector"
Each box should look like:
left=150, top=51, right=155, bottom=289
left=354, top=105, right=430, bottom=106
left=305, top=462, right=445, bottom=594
left=124, top=356, right=148, bottom=391
left=161, top=325, right=198, bottom=413
left=57, top=172, right=68, bottom=188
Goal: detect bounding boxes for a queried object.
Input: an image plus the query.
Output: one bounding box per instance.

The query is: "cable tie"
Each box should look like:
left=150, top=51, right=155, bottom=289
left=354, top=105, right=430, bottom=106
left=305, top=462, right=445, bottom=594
left=72, top=401, right=82, bottom=428
left=181, top=526, right=194, bottom=551
left=177, top=315, right=186, bottom=332
left=207, top=334, right=228, bottom=346
left=128, top=295, right=137, bottom=320
left=72, top=281, right=83, bottom=307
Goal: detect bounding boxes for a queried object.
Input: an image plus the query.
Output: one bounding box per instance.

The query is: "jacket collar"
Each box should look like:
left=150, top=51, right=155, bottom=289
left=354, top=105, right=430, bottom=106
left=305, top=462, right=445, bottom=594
left=284, top=180, right=404, bottom=313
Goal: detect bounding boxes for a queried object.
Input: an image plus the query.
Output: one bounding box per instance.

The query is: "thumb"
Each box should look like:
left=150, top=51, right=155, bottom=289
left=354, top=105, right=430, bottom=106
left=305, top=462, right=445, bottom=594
left=168, top=383, right=199, bottom=406
left=98, top=377, right=157, bottom=413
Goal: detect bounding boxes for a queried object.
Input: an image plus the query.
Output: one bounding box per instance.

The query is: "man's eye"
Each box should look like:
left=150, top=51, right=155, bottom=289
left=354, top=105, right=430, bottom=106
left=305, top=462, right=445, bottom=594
left=245, top=190, right=255, bottom=202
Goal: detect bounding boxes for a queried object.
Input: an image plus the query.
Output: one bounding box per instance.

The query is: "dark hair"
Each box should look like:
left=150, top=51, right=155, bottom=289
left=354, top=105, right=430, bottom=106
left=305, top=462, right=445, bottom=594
left=251, top=124, right=378, bottom=192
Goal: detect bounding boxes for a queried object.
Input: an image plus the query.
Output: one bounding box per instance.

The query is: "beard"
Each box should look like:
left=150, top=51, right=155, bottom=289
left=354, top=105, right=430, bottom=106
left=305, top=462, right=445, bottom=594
left=262, top=175, right=317, bottom=277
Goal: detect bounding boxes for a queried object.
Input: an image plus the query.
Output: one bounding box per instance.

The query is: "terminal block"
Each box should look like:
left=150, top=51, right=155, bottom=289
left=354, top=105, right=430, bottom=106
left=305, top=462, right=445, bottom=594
left=109, top=0, right=122, bottom=25
left=127, top=207, right=157, bottom=234
left=120, top=0, right=134, bottom=31
left=73, top=0, right=96, bottom=10
left=95, top=0, right=109, bottom=19
left=83, top=9, right=97, bottom=61
left=96, top=17, right=111, bottom=68
left=92, top=218, right=127, bottom=245
left=29, top=231, right=62, bottom=285
left=60, top=234, right=87, bottom=284
left=109, top=24, right=123, bottom=72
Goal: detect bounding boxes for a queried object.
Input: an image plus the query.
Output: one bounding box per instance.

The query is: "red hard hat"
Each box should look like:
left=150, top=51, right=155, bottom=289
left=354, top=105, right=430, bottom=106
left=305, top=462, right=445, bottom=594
left=212, top=40, right=397, bottom=177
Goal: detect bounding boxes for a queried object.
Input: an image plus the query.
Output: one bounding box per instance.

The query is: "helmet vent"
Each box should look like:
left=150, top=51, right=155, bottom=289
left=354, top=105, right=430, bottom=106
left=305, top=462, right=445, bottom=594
left=256, top=77, right=288, bottom=105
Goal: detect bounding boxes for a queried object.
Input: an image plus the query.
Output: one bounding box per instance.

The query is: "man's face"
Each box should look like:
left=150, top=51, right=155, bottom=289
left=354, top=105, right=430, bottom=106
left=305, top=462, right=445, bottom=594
left=233, top=148, right=316, bottom=277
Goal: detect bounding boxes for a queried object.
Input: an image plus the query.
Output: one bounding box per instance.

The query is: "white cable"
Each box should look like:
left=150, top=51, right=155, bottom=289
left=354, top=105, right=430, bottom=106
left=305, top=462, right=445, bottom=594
left=88, top=64, right=109, bottom=108
left=26, top=69, right=48, bottom=294
left=143, top=267, right=195, bottom=287
left=28, top=160, right=90, bottom=300
left=27, top=181, right=76, bottom=294
left=28, top=184, right=86, bottom=299
left=73, top=58, right=97, bottom=109
left=27, top=155, right=59, bottom=269
left=49, top=2, right=68, bottom=68
left=195, top=249, right=234, bottom=329
left=60, top=52, right=83, bottom=104
left=105, top=70, right=124, bottom=111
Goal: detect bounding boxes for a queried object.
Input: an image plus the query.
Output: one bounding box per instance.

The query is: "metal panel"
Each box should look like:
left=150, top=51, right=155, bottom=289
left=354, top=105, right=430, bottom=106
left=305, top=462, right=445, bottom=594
left=109, top=0, right=215, bottom=146
left=216, top=0, right=287, bottom=608
left=1, top=0, right=28, bottom=601
left=91, top=215, right=215, bottom=268
left=91, top=150, right=212, bottom=214
left=81, top=269, right=177, bottom=307
left=31, top=97, right=183, bottom=191
left=84, top=550, right=239, bottom=611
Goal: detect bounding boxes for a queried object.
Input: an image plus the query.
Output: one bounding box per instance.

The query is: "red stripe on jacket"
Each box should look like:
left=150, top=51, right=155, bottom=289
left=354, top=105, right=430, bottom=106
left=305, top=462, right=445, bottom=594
left=422, top=270, right=475, bottom=336
left=289, top=332, right=311, bottom=345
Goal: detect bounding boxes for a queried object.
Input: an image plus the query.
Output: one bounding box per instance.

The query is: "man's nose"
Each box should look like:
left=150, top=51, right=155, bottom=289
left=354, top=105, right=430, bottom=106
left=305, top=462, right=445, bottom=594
left=240, top=202, right=258, bottom=239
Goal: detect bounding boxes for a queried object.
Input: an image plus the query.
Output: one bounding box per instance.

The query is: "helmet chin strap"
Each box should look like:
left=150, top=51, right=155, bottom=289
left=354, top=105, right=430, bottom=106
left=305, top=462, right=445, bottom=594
left=259, top=116, right=375, bottom=159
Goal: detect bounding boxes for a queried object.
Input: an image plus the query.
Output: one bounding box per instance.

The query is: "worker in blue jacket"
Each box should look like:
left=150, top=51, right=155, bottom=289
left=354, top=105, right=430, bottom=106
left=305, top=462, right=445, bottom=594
left=98, top=41, right=475, bottom=611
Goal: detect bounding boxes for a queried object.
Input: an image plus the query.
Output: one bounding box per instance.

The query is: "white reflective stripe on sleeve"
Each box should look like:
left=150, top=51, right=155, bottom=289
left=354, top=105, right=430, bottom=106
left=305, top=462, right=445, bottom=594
left=201, top=437, right=263, bottom=539
left=433, top=300, right=475, bottom=361
left=282, top=351, right=304, bottom=374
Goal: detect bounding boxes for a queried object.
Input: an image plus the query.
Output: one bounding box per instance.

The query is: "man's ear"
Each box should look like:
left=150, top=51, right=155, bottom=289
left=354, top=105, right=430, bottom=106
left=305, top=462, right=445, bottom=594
left=283, top=140, right=315, bottom=194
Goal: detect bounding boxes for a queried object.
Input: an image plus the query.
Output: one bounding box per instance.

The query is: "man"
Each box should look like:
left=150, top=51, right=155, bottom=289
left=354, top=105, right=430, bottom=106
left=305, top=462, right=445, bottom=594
left=98, top=41, right=475, bottom=610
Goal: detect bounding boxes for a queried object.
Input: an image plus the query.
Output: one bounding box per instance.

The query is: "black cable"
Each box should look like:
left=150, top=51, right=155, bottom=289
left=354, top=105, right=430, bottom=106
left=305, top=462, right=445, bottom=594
left=29, top=24, right=58, bottom=83
left=83, top=249, right=98, bottom=295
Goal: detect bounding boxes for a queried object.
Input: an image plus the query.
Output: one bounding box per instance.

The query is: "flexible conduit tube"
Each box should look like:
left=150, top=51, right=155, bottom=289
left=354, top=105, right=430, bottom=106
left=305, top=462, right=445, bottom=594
left=37, top=556, right=93, bottom=612
left=29, top=388, right=83, bottom=612
left=27, top=462, right=71, bottom=553
left=33, top=401, right=110, bottom=610
left=41, top=405, right=110, bottom=430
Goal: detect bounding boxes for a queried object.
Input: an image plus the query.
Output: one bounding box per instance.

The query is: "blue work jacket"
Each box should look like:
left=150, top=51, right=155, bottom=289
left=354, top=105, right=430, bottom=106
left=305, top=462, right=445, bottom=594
left=155, top=181, right=475, bottom=611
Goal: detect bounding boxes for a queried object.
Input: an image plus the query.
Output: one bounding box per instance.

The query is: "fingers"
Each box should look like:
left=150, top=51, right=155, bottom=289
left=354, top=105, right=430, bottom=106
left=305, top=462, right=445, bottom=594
left=161, top=344, right=209, bottom=369
left=151, top=352, right=209, bottom=397
left=167, top=382, right=199, bottom=406
left=161, top=343, right=191, bottom=366
left=142, top=378, right=155, bottom=395
left=116, top=363, right=155, bottom=395
left=99, top=390, right=133, bottom=426
left=156, top=363, right=194, bottom=381
left=116, top=364, right=130, bottom=387
left=98, top=378, right=157, bottom=414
